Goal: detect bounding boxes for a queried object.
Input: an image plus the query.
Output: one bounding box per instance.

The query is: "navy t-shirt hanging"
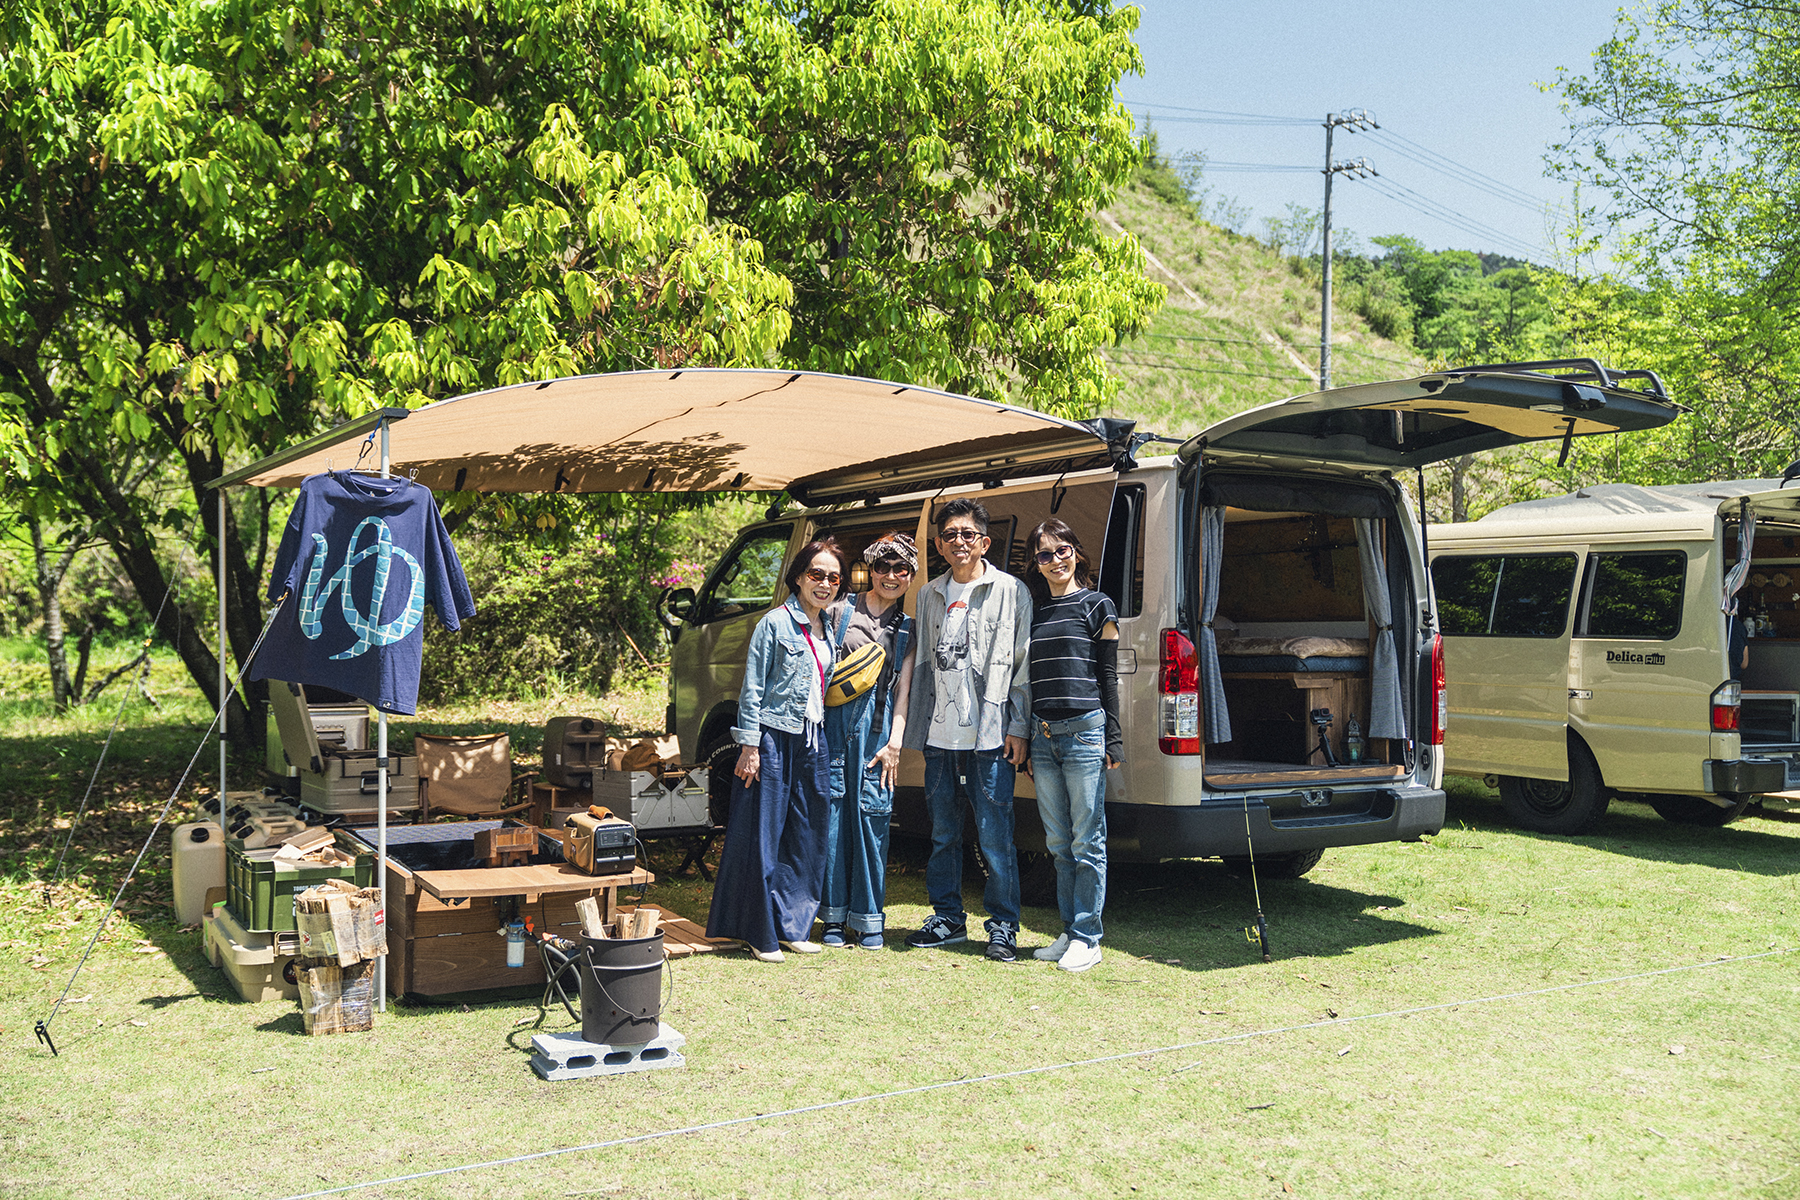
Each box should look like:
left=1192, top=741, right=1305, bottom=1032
left=246, top=471, right=475, bottom=715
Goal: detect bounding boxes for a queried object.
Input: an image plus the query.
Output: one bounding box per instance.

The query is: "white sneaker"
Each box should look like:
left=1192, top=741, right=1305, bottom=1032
left=1057, top=940, right=1102, bottom=973
left=780, top=939, right=822, bottom=955
left=1033, top=934, right=1072, bottom=962
left=751, top=946, right=785, bottom=963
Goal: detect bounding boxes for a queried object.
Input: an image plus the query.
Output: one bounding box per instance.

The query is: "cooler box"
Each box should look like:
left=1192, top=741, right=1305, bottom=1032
left=268, top=681, right=418, bottom=817
left=226, top=829, right=376, bottom=932
left=203, top=903, right=302, bottom=1002
left=265, top=695, right=369, bottom=777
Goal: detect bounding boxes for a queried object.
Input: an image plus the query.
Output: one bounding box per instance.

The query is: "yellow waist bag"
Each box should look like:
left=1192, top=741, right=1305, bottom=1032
left=826, top=641, right=885, bottom=707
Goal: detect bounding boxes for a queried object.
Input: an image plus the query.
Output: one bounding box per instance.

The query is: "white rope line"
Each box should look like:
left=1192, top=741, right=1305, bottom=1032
left=275, top=946, right=1793, bottom=1200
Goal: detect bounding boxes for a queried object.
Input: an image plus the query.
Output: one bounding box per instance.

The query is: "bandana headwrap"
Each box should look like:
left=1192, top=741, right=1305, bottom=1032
left=863, top=532, right=918, bottom=571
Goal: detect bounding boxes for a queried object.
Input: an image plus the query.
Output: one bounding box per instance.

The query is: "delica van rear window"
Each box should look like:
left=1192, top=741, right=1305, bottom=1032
left=1580, top=551, right=1687, bottom=640
left=1433, top=554, right=1578, bottom=638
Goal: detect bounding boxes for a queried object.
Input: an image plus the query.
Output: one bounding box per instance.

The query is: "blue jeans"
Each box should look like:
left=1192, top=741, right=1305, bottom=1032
left=1029, top=710, right=1108, bottom=946
left=822, top=686, right=895, bottom=934
left=922, top=746, right=1020, bottom=934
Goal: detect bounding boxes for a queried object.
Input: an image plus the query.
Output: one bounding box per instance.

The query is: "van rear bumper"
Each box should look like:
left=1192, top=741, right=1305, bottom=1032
left=1104, top=786, right=1446, bottom=861
left=1702, top=757, right=1787, bottom=795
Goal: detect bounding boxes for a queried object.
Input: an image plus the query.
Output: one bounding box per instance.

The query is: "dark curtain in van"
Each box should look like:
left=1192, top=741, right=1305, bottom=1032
left=1200, top=505, right=1232, bottom=744
left=1355, top=519, right=1406, bottom=739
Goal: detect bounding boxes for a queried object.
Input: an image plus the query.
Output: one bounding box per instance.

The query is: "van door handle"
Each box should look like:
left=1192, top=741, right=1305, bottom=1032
left=1569, top=689, right=1592, bottom=700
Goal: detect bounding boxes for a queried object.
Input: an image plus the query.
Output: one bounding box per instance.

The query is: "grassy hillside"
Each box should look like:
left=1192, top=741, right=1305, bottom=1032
left=1098, top=175, right=1427, bottom=445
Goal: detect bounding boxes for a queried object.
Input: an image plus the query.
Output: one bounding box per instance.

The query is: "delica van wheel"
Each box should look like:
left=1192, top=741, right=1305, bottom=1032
left=1498, top=741, right=1609, bottom=835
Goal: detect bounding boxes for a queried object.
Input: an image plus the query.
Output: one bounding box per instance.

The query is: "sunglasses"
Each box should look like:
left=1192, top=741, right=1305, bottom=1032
left=938, top=528, right=985, bottom=543
left=870, top=561, right=913, bottom=575
left=803, top=569, right=841, bottom=585
left=1034, top=544, right=1075, bottom=566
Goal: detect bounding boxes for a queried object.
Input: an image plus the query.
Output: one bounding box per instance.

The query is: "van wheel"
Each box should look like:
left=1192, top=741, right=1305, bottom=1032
left=1498, top=744, right=1608, bottom=834
left=1643, top=793, right=1749, bottom=827
left=702, top=739, right=739, bottom=830
left=1016, top=851, right=1060, bottom=907
left=1221, top=848, right=1324, bottom=879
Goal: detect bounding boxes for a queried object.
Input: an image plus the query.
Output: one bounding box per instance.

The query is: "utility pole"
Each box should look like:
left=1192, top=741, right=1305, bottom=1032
left=1320, top=109, right=1378, bottom=391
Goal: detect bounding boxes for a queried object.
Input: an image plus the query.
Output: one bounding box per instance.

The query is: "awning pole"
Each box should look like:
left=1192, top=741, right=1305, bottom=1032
left=217, top=489, right=228, bottom=847
left=377, top=420, right=390, bottom=1013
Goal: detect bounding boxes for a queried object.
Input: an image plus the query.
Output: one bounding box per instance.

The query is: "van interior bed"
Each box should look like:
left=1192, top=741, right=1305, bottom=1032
left=1203, top=508, right=1408, bottom=784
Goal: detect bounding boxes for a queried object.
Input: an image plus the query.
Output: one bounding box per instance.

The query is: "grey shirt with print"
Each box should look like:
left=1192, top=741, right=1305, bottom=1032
left=903, top=563, right=1032, bottom=753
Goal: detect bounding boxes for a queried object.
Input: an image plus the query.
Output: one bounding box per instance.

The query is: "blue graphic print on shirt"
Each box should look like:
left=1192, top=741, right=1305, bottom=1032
left=299, top=518, right=425, bottom=658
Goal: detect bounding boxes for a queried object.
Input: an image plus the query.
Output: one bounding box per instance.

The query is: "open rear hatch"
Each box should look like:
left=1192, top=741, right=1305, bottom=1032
left=1726, top=486, right=1800, bottom=785
left=1181, top=359, right=1681, bottom=472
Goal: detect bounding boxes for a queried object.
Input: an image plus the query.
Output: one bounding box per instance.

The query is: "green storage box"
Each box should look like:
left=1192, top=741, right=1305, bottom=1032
left=226, top=830, right=375, bottom=933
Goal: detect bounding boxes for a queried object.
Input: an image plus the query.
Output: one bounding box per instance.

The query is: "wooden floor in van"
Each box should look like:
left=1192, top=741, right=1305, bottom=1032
left=1202, top=760, right=1407, bottom=787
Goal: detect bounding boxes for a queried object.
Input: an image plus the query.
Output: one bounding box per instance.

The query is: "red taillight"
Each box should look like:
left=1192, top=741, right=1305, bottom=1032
left=1428, top=633, right=1446, bottom=746
left=1159, top=628, right=1201, bottom=755
left=1712, top=680, right=1741, bottom=732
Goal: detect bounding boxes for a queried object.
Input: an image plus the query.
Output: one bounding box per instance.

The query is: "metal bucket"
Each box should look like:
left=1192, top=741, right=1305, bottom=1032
left=579, top=933, right=665, bottom=1045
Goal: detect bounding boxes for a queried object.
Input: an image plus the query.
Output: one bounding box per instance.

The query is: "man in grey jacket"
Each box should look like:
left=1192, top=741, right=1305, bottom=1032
left=902, top=498, right=1032, bottom=962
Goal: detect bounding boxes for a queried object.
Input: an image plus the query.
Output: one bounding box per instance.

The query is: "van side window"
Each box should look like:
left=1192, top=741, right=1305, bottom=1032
left=693, top=526, right=793, bottom=623
left=1098, top=483, right=1146, bottom=618
left=1579, top=551, right=1686, bottom=640
left=1432, top=554, right=1577, bottom=638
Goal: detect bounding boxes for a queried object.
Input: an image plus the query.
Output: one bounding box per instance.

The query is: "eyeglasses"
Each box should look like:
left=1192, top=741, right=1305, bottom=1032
left=938, top=528, right=984, bottom=543
left=803, top=569, right=841, bottom=584
left=870, top=561, right=913, bottom=575
left=1034, top=544, right=1075, bottom=566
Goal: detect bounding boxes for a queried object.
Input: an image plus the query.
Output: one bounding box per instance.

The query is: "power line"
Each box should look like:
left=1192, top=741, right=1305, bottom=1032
left=1358, top=176, right=1547, bottom=261
left=1199, top=161, right=1317, bottom=173
left=1123, top=100, right=1314, bottom=127
left=1362, top=128, right=1562, bottom=215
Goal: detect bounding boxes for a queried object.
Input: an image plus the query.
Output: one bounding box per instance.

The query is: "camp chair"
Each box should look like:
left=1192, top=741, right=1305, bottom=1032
left=415, top=732, right=536, bottom=821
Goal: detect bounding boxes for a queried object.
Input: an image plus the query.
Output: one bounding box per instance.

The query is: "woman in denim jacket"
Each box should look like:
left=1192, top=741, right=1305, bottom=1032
left=819, top=533, right=917, bottom=951
left=705, top=537, right=846, bottom=962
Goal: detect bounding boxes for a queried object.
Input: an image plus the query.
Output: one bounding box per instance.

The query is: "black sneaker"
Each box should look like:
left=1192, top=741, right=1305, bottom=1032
left=906, top=914, right=968, bottom=949
left=983, top=927, right=1018, bottom=963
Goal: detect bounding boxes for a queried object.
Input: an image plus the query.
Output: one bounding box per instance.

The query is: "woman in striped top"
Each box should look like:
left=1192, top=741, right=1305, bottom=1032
left=1023, top=518, right=1120, bottom=974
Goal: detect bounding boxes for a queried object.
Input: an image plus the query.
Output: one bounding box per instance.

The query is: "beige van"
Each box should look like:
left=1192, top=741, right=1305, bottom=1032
left=1429, top=479, right=1800, bottom=833
left=661, top=361, right=1678, bottom=876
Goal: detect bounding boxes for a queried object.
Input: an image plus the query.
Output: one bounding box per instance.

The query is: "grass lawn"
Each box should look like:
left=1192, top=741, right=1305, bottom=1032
left=2, top=657, right=1798, bottom=1197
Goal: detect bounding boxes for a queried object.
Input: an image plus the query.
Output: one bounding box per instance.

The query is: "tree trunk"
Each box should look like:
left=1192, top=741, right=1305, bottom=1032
left=29, top=515, right=74, bottom=713
left=1448, top=454, right=1474, bottom=523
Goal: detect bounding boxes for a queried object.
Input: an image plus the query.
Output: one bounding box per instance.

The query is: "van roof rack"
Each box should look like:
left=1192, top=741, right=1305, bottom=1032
left=1446, top=359, right=1668, bottom=402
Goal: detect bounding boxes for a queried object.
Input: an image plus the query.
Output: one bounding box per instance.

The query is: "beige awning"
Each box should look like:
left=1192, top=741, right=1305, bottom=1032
left=215, top=370, right=1117, bottom=501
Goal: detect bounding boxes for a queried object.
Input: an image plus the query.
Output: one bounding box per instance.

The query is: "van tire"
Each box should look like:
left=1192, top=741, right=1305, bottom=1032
left=1642, top=793, right=1748, bottom=827
left=1498, top=742, right=1608, bottom=834
left=1221, top=848, right=1324, bottom=879
left=1017, top=851, right=1058, bottom=907
left=701, top=738, right=739, bottom=830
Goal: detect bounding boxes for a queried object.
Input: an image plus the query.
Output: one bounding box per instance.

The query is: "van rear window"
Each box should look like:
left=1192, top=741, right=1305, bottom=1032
left=1433, top=554, right=1577, bottom=638
left=1580, top=551, right=1686, bottom=640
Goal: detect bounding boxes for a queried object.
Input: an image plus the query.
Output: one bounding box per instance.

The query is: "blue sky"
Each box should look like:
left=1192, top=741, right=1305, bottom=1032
left=1122, top=1, right=1630, bottom=266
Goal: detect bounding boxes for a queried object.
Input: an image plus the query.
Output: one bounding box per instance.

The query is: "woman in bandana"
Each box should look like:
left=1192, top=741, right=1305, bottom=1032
left=817, top=533, right=918, bottom=950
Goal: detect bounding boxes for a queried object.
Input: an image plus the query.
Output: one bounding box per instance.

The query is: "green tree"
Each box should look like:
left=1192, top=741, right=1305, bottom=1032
left=1, top=0, right=1156, bottom=748
left=1548, top=0, right=1800, bottom=484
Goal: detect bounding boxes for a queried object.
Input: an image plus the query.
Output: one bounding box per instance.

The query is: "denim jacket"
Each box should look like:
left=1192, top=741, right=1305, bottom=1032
left=732, top=596, right=838, bottom=745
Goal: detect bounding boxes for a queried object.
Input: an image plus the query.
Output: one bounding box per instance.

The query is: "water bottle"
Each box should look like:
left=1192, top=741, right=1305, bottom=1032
left=1344, top=716, right=1364, bottom=765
